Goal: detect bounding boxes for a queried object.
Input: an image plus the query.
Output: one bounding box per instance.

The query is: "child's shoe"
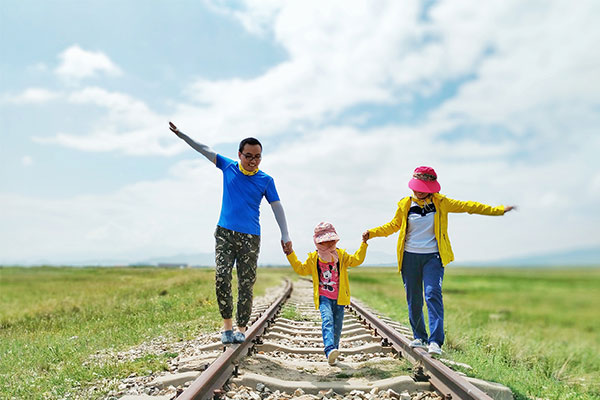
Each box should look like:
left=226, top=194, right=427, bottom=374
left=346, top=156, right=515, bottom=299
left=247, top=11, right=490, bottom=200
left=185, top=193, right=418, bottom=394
left=327, top=349, right=340, bottom=366
left=428, top=342, right=442, bottom=356
left=409, top=338, right=427, bottom=349
left=233, top=331, right=246, bottom=344
left=221, top=330, right=234, bottom=344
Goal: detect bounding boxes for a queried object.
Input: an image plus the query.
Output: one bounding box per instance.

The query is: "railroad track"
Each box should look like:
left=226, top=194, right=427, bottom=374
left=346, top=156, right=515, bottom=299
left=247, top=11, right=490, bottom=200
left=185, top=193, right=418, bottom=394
left=167, top=279, right=512, bottom=400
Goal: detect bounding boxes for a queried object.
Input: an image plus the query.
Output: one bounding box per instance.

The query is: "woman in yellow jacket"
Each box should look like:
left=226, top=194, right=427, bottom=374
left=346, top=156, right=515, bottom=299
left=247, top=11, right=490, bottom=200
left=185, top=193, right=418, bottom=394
left=285, top=222, right=368, bottom=365
left=363, top=166, right=515, bottom=356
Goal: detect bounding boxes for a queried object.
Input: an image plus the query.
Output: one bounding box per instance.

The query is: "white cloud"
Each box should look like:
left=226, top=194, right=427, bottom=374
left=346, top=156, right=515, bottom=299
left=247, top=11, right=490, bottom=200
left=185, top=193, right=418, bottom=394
left=176, top=1, right=423, bottom=142
left=55, top=45, right=122, bottom=82
left=263, top=124, right=600, bottom=263
left=205, top=0, right=282, bottom=35
left=42, top=1, right=433, bottom=152
left=2, top=88, right=60, bottom=104
left=37, top=1, right=600, bottom=164
left=33, top=87, right=177, bottom=155
left=3, top=1, right=599, bottom=265
left=0, top=160, right=222, bottom=264
left=100, top=0, right=599, bottom=155
left=3, top=123, right=598, bottom=265
left=429, top=1, right=600, bottom=131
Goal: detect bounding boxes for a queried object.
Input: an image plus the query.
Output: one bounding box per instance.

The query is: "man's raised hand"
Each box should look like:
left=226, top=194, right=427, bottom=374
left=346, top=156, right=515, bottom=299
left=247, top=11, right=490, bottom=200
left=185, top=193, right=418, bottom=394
left=169, top=121, right=180, bottom=134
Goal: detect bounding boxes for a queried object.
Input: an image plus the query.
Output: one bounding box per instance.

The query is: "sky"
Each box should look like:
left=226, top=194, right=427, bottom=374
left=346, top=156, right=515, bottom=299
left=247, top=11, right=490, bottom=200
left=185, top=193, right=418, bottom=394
left=1, top=0, right=599, bottom=266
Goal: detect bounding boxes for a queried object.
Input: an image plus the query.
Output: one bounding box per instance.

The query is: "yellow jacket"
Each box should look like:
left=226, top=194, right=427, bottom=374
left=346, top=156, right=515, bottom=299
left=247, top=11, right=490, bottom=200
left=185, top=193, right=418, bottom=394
left=286, top=242, right=368, bottom=309
left=367, top=193, right=505, bottom=271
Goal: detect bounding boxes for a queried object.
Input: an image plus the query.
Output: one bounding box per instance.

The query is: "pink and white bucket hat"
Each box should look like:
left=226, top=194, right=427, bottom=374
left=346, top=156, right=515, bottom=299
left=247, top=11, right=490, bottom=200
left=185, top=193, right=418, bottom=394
left=408, top=166, right=441, bottom=193
left=313, top=222, right=340, bottom=243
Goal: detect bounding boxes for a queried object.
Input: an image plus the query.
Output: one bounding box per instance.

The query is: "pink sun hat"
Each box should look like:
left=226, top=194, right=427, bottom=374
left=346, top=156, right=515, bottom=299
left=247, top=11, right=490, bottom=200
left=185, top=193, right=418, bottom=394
left=313, top=222, right=340, bottom=243
left=408, top=166, right=441, bottom=193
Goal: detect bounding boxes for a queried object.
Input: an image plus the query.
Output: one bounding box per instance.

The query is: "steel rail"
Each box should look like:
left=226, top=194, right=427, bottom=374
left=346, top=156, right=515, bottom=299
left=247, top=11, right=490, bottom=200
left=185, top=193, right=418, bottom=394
left=178, top=280, right=293, bottom=400
left=350, top=299, right=494, bottom=400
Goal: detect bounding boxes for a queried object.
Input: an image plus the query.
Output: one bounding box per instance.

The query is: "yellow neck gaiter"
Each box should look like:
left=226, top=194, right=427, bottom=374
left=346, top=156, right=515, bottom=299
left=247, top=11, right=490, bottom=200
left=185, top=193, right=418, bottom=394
left=238, top=163, right=259, bottom=176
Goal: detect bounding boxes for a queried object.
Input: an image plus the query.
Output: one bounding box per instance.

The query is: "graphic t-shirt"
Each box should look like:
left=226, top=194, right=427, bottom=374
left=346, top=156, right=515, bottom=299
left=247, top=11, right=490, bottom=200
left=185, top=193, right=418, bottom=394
left=405, top=200, right=439, bottom=253
left=318, top=259, right=340, bottom=300
left=215, top=154, right=280, bottom=235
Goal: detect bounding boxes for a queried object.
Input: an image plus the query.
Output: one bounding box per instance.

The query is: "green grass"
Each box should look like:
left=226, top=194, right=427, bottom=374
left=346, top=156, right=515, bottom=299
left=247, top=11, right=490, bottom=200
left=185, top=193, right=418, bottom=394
left=0, top=266, right=292, bottom=399
left=2, top=266, right=599, bottom=400
left=279, top=303, right=319, bottom=322
left=350, top=266, right=600, bottom=400
left=279, top=304, right=304, bottom=321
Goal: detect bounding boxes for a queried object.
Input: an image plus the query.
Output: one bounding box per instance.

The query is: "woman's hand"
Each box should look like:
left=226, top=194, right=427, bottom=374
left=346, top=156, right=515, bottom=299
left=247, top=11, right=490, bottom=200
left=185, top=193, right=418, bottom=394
left=362, top=231, right=370, bottom=243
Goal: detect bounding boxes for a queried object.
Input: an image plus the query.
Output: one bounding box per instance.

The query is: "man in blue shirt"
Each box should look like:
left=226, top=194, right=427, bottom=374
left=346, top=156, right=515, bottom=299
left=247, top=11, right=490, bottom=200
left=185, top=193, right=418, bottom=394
left=169, top=122, right=292, bottom=344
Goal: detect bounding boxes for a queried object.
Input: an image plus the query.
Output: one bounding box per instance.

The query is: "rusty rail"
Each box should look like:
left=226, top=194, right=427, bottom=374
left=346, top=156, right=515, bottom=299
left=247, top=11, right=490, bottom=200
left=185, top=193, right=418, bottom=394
left=178, top=280, right=293, bottom=400
left=350, top=299, right=494, bottom=400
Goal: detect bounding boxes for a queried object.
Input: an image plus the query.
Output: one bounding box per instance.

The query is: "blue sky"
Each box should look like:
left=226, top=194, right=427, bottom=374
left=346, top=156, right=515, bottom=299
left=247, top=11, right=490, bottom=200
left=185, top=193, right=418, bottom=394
left=1, top=0, right=599, bottom=265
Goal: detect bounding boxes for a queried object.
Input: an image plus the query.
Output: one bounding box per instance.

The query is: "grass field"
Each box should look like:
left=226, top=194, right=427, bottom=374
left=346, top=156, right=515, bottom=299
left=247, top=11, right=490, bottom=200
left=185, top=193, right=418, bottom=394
left=0, top=266, right=291, bottom=399
left=1, top=266, right=598, bottom=399
left=350, top=266, right=600, bottom=400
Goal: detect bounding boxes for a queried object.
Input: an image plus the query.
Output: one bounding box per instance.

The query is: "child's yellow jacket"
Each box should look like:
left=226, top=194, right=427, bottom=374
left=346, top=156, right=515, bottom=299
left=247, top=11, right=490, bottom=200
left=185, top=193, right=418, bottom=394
left=367, top=193, right=505, bottom=271
left=286, top=242, right=368, bottom=309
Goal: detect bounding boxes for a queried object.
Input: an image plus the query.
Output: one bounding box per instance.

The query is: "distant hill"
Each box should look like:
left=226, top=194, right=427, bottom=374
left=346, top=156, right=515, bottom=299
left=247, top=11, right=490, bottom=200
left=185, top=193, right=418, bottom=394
left=3, top=246, right=597, bottom=268
left=0, top=252, right=217, bottom=267
left=457, top=246, right=600, bottom=267
left=136, top=252, right=216, bottom=267
left=136, top=249, right=400, bottom=267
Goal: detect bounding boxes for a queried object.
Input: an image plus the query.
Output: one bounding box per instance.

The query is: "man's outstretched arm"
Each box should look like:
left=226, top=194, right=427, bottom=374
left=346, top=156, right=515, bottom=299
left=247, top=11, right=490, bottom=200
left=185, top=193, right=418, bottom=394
left=169, top=122, right=217, bottom=164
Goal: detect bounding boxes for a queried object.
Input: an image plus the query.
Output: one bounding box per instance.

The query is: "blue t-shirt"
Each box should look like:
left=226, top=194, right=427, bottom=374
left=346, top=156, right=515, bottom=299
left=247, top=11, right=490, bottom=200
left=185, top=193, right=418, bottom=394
left=216, top=154, right=280, bottom=236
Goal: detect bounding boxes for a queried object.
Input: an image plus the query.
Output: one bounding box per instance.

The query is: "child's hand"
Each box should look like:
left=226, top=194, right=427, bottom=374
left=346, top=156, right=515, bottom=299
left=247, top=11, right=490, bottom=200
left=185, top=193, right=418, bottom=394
left=362, top=231, right=370, bottom=243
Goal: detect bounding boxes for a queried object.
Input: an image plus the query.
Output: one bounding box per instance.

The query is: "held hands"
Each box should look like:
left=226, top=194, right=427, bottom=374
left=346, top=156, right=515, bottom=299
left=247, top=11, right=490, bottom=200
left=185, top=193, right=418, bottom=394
left=362, top=231, right=370, bottom=243
left=281, top=240, right=293, bottom=256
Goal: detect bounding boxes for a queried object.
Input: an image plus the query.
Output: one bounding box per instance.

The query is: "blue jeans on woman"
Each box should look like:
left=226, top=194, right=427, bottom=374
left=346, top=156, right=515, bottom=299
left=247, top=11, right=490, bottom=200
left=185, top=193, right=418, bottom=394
left=319, top=296, right=345, bottom=356
left=401, top=251, right=445, bottom=346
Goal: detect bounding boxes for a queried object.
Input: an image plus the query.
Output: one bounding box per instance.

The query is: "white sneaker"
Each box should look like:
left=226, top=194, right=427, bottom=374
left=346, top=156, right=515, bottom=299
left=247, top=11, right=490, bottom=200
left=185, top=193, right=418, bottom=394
left=327, top=349, right=339, bottom=365
left=428, top=342, right=442, bottom=356
left=409, top=338, right=427, bottom=349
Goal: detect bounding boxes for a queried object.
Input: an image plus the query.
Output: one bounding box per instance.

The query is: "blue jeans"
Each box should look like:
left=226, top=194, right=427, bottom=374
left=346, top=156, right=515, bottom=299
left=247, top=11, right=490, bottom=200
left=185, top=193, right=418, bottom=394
left=319, top=296, right=345, bottom=356
left=401, top=252, right=445, bottom=346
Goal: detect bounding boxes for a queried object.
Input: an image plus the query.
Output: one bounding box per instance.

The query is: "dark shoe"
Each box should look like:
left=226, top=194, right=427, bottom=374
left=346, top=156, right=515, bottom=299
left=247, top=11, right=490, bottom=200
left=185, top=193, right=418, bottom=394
left=233, top=331, right=246, bottom=344
left=221, top=330, right=234, bottom=344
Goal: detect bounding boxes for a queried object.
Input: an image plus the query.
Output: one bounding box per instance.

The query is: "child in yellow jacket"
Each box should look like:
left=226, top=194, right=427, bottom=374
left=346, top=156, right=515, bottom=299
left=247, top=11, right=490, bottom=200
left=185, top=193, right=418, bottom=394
left=284, top=222, right=368, bottom=365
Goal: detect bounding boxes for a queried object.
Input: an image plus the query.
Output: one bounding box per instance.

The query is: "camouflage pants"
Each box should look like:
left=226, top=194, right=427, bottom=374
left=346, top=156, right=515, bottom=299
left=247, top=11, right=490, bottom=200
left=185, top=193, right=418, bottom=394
left=214, top=225, right=260, bottom=328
